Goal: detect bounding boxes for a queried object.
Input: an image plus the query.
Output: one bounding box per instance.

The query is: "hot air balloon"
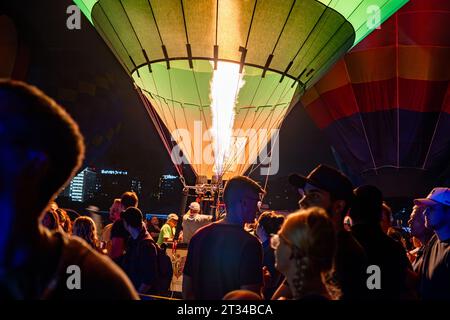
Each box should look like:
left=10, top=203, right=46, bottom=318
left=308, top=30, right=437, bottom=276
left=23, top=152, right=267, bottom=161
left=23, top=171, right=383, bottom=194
left=74, top=0, right=407, bottom=184
left=301, top=0, right=450, bottom=197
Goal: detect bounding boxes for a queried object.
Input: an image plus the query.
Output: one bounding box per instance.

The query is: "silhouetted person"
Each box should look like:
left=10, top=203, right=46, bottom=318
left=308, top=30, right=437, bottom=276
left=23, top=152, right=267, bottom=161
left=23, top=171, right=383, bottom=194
left=381, top=202, right=394, bottom=234
left=0, top=80, right=137, bottom=299
left=110, top=191, right=138, bottom=262
left=41, top=209, right=60, bottom=231
left=72, top=216, right=99, bottom=251
left=273, top=208, right=337, bottom=300
left=101, top=198, right=122, bottom=254
left=121, top=207, right=158, bottom=295
left=183, top=176, right=265, bottom=300
left=182, top=202, right=212, bottom=244
left=387, top=226, right=410, bottom=251
left=223, top=290, right=263, bottom=300
left=408, top=205, right=434, bottom=271
left=349, top=185, right=412, bottom=299
left=56, top=208, right=72, bottom=234
left=414, top=188, right=450, bottom=299
left=255, top=211, right=284, bottom=299
left=284, top=164, right=367, bottom=300
left=146, top=216, right=161, bottom=240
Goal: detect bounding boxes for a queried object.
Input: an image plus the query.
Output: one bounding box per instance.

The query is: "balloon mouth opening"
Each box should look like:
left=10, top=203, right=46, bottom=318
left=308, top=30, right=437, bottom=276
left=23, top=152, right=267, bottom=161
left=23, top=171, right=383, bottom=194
left=132, top=58, right=299, bottom=179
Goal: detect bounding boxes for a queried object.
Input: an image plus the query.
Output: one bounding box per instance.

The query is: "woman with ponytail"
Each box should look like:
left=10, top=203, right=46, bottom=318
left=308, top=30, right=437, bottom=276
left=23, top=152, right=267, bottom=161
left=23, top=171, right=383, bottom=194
left=272, top=207, right=338, bottom=300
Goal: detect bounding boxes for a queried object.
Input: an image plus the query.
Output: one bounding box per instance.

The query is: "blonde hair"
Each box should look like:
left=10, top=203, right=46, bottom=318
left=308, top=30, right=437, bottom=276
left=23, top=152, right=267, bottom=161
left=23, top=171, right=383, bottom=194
left=280, top=207, right=337, bottom=299
left=56, top=208, right=72, bottom=234
left=72, top=216, right=98, bottom=249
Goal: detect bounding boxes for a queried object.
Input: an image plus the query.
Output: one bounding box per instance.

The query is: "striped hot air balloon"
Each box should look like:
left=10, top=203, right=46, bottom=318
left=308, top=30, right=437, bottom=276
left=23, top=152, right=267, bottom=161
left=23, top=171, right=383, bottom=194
left=301, top=0, right=450, bottom=195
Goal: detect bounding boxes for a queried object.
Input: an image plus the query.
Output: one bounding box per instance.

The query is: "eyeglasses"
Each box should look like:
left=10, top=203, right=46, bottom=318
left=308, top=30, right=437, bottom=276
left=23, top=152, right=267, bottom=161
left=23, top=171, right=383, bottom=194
left=270, top=233, right=292, bottom=250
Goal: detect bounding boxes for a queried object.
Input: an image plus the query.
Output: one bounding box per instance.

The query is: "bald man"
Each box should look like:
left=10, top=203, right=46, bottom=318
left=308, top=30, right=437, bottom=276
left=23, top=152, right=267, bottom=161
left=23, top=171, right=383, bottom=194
left=183, top=176, right=265, bottom=300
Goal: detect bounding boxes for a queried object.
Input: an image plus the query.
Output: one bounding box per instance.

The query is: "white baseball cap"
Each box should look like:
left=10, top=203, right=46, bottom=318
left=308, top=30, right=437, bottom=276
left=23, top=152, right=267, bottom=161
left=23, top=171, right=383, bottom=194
left=167, top=213, right=179, bottom=221
left=189, top=202, right=200, bottom=211
left=414, top=188, right=450, bottom=207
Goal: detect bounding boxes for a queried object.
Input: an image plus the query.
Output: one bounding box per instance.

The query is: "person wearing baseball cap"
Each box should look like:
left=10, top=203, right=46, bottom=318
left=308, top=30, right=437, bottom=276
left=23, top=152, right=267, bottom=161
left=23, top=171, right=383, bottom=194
left=276, top=164, right=368, bottom=300
left=157, top=213, right=179, bottom=245
left=414, top=187, right=450, bottom=212
left=183, top=176, right=265, bottom=300
left=407, top=204, right=434, bottom=272
left=188, top=201, right=201, bottom=214
left=349, top=185, right=412, bottom=299
left=413, top=187, right=450, bottom=300
left=289, top=164, right=354, bottom=230
left=182, top=202, right=212, bottom=244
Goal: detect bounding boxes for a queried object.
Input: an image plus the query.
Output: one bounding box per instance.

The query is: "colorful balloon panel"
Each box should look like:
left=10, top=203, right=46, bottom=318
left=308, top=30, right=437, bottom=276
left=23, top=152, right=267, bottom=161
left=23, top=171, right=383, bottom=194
left=302, top=0, right=450, bottom=175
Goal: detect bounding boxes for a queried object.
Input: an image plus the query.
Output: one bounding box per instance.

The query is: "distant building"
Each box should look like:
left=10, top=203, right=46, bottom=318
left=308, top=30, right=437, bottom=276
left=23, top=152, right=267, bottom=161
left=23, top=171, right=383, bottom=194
left=96, top=169, right=142, bottom=200
left=131, top=179, right=143, bottom=195
left=61, top=167, right=97, bottom=202
left=59, top=167, right=143, bottom=206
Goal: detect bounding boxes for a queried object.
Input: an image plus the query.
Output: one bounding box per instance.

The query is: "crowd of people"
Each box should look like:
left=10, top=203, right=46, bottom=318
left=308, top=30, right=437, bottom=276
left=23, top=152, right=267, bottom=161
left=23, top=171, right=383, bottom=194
left=1, top=79, right=449, bottom=300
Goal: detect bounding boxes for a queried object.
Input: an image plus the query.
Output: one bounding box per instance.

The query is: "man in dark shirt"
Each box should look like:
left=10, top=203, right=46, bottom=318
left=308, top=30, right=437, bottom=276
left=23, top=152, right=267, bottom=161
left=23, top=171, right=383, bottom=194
left=0, top=80, right=138, bottom=299
left=285, top=164, right=368, bottom=300
left=408, top=205, right=434, bottom=272
left=109, top=191, right=139, bottom=262
left=121, top=207, right=158, bottom=295
left=414, top=187, right=450, bottom=299
left=183, top=176, right=265, bottom=300
left=349, top=185, right=411, bottom=299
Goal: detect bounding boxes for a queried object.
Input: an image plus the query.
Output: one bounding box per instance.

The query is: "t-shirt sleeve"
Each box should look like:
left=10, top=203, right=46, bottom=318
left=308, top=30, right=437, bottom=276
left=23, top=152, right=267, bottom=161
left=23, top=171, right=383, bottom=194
left=110, top=220, right=128, bottom=239
left=239, top=237, right=263, bottom=286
